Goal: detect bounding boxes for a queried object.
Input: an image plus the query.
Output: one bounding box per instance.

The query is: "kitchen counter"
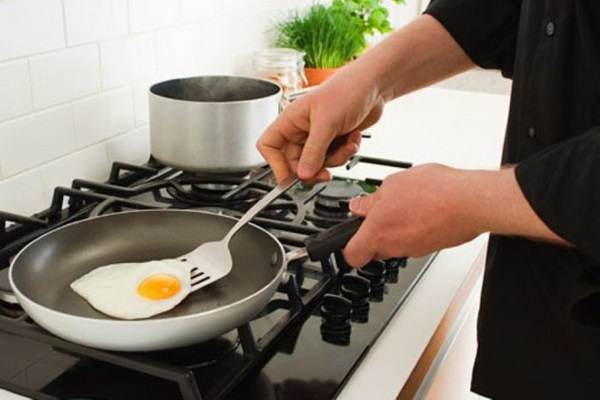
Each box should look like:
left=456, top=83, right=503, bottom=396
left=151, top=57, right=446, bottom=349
left=332, top=86, right=510, bottom=399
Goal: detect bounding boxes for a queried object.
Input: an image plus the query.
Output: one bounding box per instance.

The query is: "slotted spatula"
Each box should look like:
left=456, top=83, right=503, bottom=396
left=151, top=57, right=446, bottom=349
left=181, top=173, right=300, bottom=292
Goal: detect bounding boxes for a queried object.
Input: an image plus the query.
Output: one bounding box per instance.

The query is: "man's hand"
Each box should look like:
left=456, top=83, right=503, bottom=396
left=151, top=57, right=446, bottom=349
left=256, top=66, right=384, bottom=184
left=256, top=14, right=476, bottom=184
left=343, top=164, right=568, bottom=267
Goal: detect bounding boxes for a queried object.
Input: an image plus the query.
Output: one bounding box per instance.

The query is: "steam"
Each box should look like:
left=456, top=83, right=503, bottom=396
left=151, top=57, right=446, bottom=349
left=151, top=76, right=280, bottom=102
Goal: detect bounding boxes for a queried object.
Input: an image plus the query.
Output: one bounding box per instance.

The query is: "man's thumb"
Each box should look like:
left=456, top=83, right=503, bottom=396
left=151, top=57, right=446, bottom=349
left=349, top=194, right=375, bottom=217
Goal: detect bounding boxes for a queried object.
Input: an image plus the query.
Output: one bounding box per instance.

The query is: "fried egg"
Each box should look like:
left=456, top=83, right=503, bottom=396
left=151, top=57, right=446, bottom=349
left=70, top=259, right=194, bottom=320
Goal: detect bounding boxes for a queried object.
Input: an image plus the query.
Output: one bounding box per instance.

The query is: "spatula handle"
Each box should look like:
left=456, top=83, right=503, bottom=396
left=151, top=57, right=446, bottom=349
left=224, top=173, right=299, bottom=242
left=304, top=217, right=363, bottom=261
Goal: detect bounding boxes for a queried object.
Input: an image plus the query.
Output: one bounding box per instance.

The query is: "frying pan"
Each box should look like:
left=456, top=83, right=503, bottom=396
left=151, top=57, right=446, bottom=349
left=8, top=210, right=358, bottom=352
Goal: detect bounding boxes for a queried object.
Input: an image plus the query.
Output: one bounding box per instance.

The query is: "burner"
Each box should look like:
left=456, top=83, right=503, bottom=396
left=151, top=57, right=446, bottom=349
left=315, top=181, right=363, bottom=211
left=147, top=333, right=240, bottom=368
left=193, top=182, right=240, bottom=193
left=308, top=181, right=364, bottom=227
left=167, top=178, right=259, bottom=206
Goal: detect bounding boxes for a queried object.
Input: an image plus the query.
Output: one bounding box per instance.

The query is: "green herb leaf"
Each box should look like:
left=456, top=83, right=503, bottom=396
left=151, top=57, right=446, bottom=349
left=276, top=0, right=404, bottom=68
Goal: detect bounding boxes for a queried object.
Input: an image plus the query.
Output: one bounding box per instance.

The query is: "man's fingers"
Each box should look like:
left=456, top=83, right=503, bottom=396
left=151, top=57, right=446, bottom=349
left=298, top=128, right=363, bottom=179
left=341, top=193, right=378, bottom=267
left=258, top=96, right=372, bottom=183
left=324, top=130, right=362, bottom=167
left=257, top=142, right=292, bottom=183
left=257, top=114, right=308, bottom=183
left=297, top=116, right=340, bottom=179
left=349, top=193, right=374, bottom=217
left=342, top=224, right=377, bottom=268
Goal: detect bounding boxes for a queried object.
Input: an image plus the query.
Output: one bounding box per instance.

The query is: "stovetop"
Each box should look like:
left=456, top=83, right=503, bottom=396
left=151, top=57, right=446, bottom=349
left=0, top=156, right=435, bottom=400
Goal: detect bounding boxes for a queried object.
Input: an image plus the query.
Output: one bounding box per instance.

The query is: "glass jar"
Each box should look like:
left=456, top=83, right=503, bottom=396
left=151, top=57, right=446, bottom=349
left=249, top=48, right=307, bottom=105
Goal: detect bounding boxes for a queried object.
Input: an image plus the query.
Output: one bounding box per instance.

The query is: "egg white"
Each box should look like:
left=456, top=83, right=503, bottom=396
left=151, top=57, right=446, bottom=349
left=70, top=259, right=194, bottom=320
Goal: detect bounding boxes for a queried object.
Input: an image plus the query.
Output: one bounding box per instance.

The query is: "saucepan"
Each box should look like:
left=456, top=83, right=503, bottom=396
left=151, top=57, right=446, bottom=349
left=149, top=75, right=281, bottom=173
left=8, top=210, right=359, bottom=352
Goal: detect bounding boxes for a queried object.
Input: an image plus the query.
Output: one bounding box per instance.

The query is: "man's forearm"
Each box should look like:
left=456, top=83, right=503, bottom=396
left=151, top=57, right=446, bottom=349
left=469, top=168, right=569, bottom=245
left=347, top=14, right=476, bottom=102
left=343, top=164, right=569, bottom=267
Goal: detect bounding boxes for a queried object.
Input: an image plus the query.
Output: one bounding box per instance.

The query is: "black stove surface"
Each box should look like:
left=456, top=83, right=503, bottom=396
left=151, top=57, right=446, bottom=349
left=0, top=156, right=434, bottom=399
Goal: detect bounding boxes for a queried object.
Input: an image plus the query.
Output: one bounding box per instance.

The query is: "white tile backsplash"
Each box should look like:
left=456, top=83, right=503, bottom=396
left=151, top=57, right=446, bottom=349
left=0, top=106, right=75, bottom=178
left=105, top=126, right=151, bottom=166
left=201, top=13, right=272, bottom=75
left=72, top=87, right=135, bottom=148
left=0, top=0, right=65, bottom=61
left=30, top=45, right=102, bottom=110
left=0, top=60, right=33, bottom=122
left=64, top=0, right=129, bottom=46
left=0, top=169, right=45, bottom=216
left=100, top=33, right=157, bottom=89
left=180, top=0, right=221, bottom=23
left=133, top=81, right=152, bottom=126
left=156, top=23, right=204, bottom=74
left=41, top=144, right=110, bottom=204
left=129, top=0, right=180, bottom=33
left=0, top=0, right=418, bottom=217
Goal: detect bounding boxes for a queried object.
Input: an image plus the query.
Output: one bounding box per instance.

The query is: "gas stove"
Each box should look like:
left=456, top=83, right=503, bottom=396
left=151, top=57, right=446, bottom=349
left=0, top=155, right=435, bottom=400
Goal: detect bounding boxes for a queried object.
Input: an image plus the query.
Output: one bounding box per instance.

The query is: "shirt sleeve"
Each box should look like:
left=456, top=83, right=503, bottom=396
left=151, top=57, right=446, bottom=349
left=424, top=0, right=520, bottom=77
left=515, top=127, right=600, bottom=265
left=515, top=127, right=600, bottom=324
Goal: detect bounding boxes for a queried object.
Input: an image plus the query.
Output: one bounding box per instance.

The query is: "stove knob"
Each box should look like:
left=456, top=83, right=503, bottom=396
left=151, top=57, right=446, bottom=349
left=340, top=275, right=371, bottom=323
left=321, top=293, right=352, bottom=324
left=384, top=257, right=407, bottom=283
left=386, top=257, right=408, bottom=270
left=357, top=260, right=386, bottom=301
left=320, top=294, right=352, bottom=345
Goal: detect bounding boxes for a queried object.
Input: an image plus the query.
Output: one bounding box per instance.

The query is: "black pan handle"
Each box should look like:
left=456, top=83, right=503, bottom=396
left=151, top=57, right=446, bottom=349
left=304, top=217, right=363, bottom=261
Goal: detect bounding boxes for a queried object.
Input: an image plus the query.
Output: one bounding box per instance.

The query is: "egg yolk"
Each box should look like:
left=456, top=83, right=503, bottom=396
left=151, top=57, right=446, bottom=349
left=137, top=274, right=181, bottom=300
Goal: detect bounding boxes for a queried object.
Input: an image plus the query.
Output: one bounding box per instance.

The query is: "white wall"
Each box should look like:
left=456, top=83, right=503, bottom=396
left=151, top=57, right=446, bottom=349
left=0, top=0, right=419, bottom=216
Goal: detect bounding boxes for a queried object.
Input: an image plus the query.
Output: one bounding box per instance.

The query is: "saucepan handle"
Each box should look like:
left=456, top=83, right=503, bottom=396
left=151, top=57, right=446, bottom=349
left=305, top=217, right=363, bottom=261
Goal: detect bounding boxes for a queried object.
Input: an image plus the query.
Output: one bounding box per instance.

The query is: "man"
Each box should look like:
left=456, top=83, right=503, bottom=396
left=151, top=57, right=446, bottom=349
left=258, top=0, right=600, bottom=398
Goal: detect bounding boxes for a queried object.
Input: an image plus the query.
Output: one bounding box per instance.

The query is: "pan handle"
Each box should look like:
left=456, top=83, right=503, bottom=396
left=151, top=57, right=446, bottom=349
left=304, top=217, right=363, bottom=261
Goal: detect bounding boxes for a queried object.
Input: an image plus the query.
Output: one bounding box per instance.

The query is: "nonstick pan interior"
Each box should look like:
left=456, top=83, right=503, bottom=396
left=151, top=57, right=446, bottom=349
left=10, top=210, right=284, bottom=320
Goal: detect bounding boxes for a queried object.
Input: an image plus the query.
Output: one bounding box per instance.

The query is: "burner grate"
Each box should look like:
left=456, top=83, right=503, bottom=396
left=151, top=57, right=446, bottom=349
left=0, top=155, right=430, bottom=400
left=0, top=256, right=336, bottom=399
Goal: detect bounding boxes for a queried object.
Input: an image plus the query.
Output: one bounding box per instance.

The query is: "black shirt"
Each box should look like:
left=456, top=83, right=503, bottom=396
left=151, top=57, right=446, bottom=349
left=425, top=0, right=600, bottom=398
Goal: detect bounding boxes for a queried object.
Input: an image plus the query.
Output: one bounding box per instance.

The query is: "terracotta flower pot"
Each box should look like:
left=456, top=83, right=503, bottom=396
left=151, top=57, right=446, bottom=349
left=304, top=67, right=340, bottom=86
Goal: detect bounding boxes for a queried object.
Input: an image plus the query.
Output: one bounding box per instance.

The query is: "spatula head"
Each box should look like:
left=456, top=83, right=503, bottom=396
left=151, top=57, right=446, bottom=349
left=180, top=240, right=233, bottom=291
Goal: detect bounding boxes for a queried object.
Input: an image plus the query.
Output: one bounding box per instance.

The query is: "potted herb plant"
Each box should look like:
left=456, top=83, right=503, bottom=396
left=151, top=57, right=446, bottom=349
left=340, top=0, right=405, bottom=37
left=275, top=0, right=404, bottom=86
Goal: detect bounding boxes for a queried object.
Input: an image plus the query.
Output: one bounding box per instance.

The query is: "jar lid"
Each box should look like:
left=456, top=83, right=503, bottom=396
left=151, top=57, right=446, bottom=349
left=251, top=48, right=305, bottom=71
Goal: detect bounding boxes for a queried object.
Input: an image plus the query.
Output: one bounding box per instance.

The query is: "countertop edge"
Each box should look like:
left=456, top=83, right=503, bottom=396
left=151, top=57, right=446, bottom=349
left=337, top=234, right=488, bottom=400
